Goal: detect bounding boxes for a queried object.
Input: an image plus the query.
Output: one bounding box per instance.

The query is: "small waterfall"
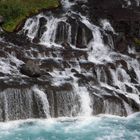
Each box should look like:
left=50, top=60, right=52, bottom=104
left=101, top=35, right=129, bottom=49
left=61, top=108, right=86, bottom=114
left=88, top=27, right=112, bottom=63
left=0, top=87, right=51, bottom=121
left=74, top=81, right=92, bottom=117
left=3, top=93, right=9, bottom=121
left=0, top=88, right=33, bottom=121
left=22, top=15, right=41, bottom=39
left=40, top=17, right=61, bottom=44
left=109, top=66, right=131, bottom=91
left=103, top=100, right=123, bottom=116
left=32, top=86, right=50, bottom=118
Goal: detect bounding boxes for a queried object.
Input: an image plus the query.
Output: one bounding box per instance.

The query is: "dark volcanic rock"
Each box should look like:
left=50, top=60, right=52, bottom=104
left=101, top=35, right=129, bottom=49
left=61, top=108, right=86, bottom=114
left=20, top=60, right=41, bottom=77
left=55, top=21, right=70, bottom=44
left=33, top=17, right=47, bottom=43
left=67, top=17, right=93, bottom=48
left=88, top=0, right=140, bottom=43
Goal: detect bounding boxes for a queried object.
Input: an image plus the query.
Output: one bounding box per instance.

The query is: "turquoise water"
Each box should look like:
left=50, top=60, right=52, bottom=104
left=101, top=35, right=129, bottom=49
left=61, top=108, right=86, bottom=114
left=0, top=113, right=140, bottom=140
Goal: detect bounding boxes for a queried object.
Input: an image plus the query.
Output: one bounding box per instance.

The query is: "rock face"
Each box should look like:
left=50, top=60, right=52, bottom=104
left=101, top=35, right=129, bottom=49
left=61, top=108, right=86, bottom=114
left=87, top=0, right=140, bottom=46
left=0, top=0, right=140, bottom=121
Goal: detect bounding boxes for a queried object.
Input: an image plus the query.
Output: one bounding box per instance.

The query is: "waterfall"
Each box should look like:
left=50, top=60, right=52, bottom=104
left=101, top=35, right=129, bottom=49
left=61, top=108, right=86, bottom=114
left=19, top=0, right=140, bottom=117
left=22, top=15, right=41, bottom=40
left=74, top=82, right=92, bottom=117
left=0, top=88, right=33, bottom=121
left=3, top=93, right=9, bottom=121
left=40, top=17, right=61, bottom=44
left=32, top=86, right=50, bottom=118
left=0, top=0, right=140, bottom=121
left=0, top=87, right=51, bottom=121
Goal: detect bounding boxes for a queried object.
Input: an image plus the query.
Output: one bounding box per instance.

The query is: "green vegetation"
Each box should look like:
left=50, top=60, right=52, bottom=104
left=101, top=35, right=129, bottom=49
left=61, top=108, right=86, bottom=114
left=0, top=0, right=59, bottom=32
left=134, top=38, right=140, bottom=46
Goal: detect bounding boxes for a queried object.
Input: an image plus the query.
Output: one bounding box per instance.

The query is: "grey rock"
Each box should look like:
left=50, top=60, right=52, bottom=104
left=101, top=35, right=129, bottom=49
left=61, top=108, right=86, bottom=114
left=20, top=60, right=41, bottom=77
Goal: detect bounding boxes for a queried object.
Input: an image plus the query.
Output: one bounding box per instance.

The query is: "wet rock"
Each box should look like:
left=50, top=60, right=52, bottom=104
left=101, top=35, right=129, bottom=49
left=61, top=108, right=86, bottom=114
left=20, top=60, right=41, bottom=77
left=61, top=42, right=72, bottom=49
left=126, top=68, right=138, bottom=84
left=40, top=59, right=61, bottom=72
left=115, top=36, right=128, bottom=53
left=33, top=17, right=47, bottom=43
left=90, top=94, right=104, bottom=115
left=61, top=50, right=75, bottom=60
left=67, top=17, right=93, bottom=48
left=46, top=84, right=80, bottom=117
left=125, top=84, right=133, bottom=93
left=116, top=59, right=128, bottom=70
left=55, top=21, right=70, bottom=44
left=71, top=68, right=79, bottom=74
left=103, top=95, right=127, bottom=116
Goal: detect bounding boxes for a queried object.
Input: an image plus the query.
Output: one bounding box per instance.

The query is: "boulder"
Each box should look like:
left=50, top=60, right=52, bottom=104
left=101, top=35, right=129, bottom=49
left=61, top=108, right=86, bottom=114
left=20, top=60, right=41, bottom=77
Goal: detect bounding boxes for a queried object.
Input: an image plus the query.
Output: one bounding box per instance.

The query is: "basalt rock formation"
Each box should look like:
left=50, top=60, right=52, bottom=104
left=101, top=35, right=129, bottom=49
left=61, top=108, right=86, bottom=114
left=0, top=0, right=140, bottom=121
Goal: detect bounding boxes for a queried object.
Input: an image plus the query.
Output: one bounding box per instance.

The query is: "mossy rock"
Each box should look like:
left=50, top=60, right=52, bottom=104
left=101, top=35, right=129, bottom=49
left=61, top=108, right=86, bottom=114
left=0, top=0, right=60, bottom=32
left=134, top=38, right=140, bottom=46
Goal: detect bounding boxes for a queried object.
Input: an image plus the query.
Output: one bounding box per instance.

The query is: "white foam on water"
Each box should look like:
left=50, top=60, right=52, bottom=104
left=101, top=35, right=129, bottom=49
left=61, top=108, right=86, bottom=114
left=0, top=112, right=140, bottom=140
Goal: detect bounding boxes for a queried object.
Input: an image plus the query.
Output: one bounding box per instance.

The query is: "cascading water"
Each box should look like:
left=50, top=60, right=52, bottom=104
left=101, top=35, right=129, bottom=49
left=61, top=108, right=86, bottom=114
left=0, top=0, right=140, bottom=122
left=5, top=0, right=137, bottom=118
left=32, top=86, right=50, bottom=118
left=73, top=80, right=92, bottom=117
left=0, top=0, right=140, bottom=139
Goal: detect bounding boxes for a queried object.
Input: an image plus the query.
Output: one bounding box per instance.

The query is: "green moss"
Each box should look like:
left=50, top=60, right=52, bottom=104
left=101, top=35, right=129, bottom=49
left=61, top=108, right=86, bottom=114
left=0, top=0, right=59, bottom=32
left=134, top=38, right=140, bottom=46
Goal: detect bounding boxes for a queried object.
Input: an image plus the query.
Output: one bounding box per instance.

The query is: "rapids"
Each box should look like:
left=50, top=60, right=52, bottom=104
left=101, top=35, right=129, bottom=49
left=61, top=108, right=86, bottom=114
left=0, top=113, right=140, bottom=140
